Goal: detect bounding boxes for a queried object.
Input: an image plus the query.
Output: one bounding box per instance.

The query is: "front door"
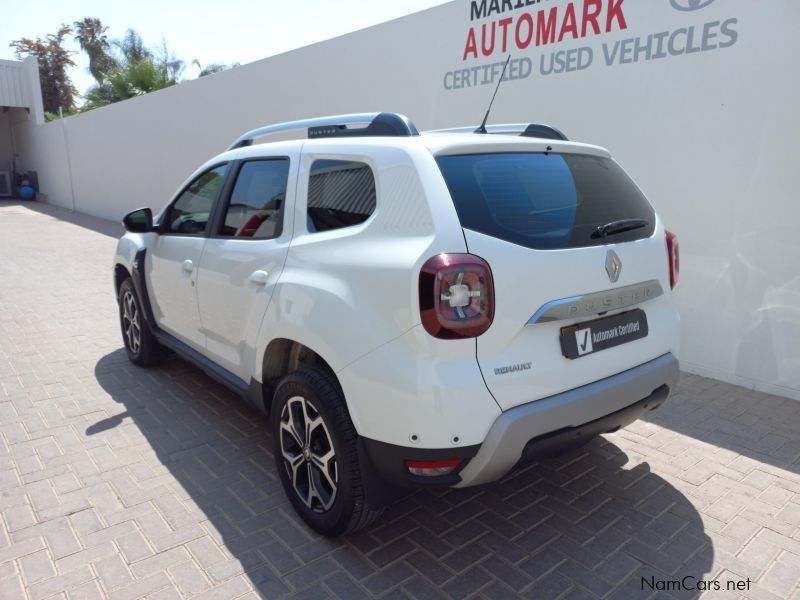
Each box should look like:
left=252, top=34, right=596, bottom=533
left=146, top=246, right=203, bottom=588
left=196, top=157, right=295, bottom=379
left=147, top=164, right=228, bottom=350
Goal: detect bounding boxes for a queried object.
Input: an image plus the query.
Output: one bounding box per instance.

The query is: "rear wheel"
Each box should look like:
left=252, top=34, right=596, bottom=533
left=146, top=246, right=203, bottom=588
left=118, top=278, right=165, bottom=366
left=271, top=368, right=383, bottom=536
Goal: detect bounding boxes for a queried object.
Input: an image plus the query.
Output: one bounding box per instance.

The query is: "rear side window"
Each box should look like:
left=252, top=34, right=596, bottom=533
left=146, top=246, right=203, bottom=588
left=436, top=153, right=655, bottom=250
left=220, top=159, right=289, bottom=239
left=307, top=160, right=376, bottom=232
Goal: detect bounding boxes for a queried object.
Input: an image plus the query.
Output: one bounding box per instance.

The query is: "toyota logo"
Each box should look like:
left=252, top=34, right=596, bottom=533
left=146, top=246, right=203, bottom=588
left=670, top=0, right=715, bottom=11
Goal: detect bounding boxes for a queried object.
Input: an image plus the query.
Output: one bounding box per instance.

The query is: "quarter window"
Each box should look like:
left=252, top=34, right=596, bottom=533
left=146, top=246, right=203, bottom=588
left=307, top=160, right=376, bottom=232
left=220, top=159, right=290, bottom=239
left=164, top=165, right=227, bottom=235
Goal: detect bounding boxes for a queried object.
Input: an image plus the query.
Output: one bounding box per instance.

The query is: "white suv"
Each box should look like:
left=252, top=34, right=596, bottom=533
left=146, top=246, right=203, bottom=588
left=113, top=113, right=680, bottom=536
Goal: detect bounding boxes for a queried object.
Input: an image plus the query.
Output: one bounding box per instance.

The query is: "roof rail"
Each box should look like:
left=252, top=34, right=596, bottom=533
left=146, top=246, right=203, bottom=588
left=227, top=112, right=419, bottom=150
left=424, top=123, right=569, bottom=141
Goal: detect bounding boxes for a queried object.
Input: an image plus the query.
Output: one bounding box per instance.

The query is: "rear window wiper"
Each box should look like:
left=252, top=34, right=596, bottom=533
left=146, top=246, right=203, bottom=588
left=591, top=219, right=649, bottom=240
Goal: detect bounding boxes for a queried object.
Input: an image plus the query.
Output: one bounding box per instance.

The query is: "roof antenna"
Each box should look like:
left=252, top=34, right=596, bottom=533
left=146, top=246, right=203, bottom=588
left=475, top=55, right=511, bottom=134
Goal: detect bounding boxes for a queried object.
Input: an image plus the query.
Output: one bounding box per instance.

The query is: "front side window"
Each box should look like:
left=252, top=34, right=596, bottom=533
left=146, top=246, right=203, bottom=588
left=220, top=159, right=290, bottom=239
left=307, top=160, right=376, bottom=232
left=164, top=165, right=227, bottom=235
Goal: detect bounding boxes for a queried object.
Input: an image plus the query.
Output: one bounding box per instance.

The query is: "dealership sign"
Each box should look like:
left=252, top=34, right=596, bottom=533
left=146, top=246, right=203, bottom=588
left=443, top=0, right=738, bottom=89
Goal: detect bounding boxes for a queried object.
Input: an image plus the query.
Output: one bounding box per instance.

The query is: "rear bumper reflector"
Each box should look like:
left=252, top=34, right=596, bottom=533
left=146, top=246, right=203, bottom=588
left=405, top=458, right=463, bottom=477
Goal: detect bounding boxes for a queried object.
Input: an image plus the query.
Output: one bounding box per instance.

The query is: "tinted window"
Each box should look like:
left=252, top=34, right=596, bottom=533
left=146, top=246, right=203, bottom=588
left=220, top=159, right=289, bottom=239
left=307, top=160, right=376, bottom=232
left=436, top=153, right=655, bottom=250
left=164, top=165, right=227, bottom=234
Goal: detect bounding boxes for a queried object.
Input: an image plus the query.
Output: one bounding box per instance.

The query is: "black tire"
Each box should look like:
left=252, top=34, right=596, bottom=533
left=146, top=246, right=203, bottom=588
left=118, top=278, right=166, bottom=366
left=271, top=368, right=384, bottom=536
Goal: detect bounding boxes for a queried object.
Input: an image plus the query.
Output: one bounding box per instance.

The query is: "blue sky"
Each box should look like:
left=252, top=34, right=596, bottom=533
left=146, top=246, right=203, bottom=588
left=0, top=0, right=451, bottom=97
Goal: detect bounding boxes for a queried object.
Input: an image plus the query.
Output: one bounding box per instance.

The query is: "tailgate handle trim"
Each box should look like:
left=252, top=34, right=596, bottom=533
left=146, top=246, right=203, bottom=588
left=526, top=279, right=664, bottom=325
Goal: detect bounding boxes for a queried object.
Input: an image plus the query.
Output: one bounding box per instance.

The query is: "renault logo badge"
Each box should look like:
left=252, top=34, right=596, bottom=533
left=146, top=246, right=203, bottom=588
left=605, top=250, right=622, bottom=283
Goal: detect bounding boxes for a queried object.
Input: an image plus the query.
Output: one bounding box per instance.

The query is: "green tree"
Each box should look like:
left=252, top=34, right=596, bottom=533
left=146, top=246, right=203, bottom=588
left=10, top=25, right=77, bottom=114
left=83, top=29, right=181, bottom=110
left=192, top=59, right=239, bottom=77
left=115, top=29, right=150, bottom=63
left=154, top=39, right=185, bottom=83
left=73, top=17, right=116, bottom=84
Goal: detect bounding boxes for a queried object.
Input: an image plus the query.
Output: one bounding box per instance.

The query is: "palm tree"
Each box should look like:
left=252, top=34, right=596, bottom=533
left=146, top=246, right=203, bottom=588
left=191, top=59, right=239, bottom=77
left=83, top=56, right=177, bottom=109
left=73, top=18, right=115, bottom=84
left=116, top=29, right=151, bottom=63
left=154, top=39, right=185, bottom=83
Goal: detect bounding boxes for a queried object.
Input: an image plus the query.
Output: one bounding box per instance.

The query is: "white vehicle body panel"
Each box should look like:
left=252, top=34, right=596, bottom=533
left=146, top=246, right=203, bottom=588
left=196, top=144, right=301, bottom=379
left=147, top=235, right=207, bottom=350
left=251, top=139, right=467, bottom=377
left=464, top=225, right=680, bottom=411
left=337, top=326, right=500, bottom=448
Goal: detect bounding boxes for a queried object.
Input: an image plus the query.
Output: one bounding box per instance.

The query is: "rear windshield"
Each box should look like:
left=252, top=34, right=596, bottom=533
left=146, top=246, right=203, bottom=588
left=436, top=153, right=655, bottom=250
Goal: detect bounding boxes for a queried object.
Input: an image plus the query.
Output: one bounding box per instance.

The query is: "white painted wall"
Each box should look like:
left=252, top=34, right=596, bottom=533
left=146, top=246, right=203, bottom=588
left=11, top=0, right=800, bottom=400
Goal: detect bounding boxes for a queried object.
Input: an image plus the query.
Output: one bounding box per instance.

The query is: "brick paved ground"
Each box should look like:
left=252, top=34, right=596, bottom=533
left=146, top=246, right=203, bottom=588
left=1, top=200, right=799, bottom=600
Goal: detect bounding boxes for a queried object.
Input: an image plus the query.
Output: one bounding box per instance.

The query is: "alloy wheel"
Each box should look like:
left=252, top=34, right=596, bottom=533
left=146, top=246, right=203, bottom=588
left=122, top=290, right=141, bottom=355
left=279, top=395, right=338, bottom=512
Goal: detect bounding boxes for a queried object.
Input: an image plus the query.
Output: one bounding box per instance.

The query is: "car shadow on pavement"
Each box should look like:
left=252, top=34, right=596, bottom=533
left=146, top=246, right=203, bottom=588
left=89, top=349, right=713, bottom=598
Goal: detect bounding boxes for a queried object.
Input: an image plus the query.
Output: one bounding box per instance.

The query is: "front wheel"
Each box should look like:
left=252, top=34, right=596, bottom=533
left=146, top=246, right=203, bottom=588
left=271, top=368, right=383, bottom=536
left=118, top=278, right=165, bottom=366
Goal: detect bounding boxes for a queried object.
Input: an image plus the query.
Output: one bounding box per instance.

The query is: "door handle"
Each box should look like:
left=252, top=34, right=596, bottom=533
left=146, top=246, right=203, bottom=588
left=181, top=259, right=194, bottom=273
left=249, top=270, right=269, bottom=286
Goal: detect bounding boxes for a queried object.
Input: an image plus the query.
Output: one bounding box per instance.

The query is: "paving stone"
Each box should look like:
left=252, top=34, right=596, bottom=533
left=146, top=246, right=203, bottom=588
left=3, top=504, right=37, bottom=532
left=441, top=565, right=492, bottom=598
left=94, top=553, right=134, bottom=591
left=67, top=578, right=106, bottom=600
left=186, top=535, right=227, bottom=570
left=18, top=548, right=55, bottom=585
left=190, top=575, right=251, bottom=600
left=116, top=530, right=154, bottom=564
left=168, top=559, right=212, bottom=596
left=0, top=536, right=46, bottom=564
left=324, top=572, right=369, bottom=599
left=111, top=572, right=173, bottom=600
left=130, top=546, right=190, bottom=578
left=27, top=565, right=94, bottom=600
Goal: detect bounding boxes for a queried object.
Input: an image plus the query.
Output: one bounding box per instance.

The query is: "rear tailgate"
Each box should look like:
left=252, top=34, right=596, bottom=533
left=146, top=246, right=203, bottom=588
left=436, top=150, right=679, bottom=411
left=464, top=229, right=678, bottom=411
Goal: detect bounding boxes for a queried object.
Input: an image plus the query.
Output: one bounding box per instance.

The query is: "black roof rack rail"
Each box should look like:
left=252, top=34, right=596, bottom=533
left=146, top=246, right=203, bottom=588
left=424, top=123, right=569, bottom=141
left=227, top=112, right=419, bottom=150
left=520, top=124, right=568, bottom=141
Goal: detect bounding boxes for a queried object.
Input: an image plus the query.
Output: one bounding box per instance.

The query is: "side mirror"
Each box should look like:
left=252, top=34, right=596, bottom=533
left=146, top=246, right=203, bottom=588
left=123, top=208, right=153, bottom=233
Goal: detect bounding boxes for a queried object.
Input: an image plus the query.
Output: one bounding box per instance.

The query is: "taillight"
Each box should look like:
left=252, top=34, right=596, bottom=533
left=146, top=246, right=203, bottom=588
left=666, top=230, right=679, bottom=289
left=405, top=459, right=463, bottom=477
left=419, top=253, right=494, bottom=339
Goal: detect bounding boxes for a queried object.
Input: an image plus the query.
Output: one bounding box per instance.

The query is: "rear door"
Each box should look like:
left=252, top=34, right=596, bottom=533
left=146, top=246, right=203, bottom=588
left=436, top=150, right=679, bottom=411
left=196, top=155, right=296, bottom=379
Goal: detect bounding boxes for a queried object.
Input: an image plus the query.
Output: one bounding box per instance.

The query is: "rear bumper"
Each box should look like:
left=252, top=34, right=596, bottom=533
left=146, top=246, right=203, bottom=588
left=361, top=353, right=678, bottom=489
left=455, top=352, right=679, bottom=486
left=519, top=384, right=668, bottom=461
